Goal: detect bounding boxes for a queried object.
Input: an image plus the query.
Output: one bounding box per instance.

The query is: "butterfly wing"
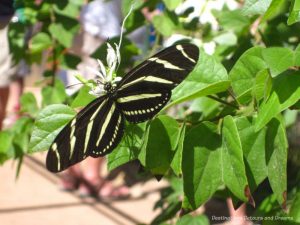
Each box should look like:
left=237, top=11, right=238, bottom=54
left=46, top=95, right=124, bottom=172
left=46, top=44, right=198, bottom=172
left=116, top=44, right=199, bottom=123
left=86, top=100, right=125, bottom=158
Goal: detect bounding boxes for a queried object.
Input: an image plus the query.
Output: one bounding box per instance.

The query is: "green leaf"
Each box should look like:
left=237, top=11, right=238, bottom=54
left=256, top=71, right=300, bottom=131
left=288, top=0, right=300, bottom=25
left=216, top=9, right=251, bottom=34
left=262, top=0, right=286, bottom=22
left=229, top=46, right=267, bottom=104
left=295, top=45, right=300, bottom=66
left=8, top=22, right=26, bottom=63
left=0, top=131, right=13, bottom=164
left=0, top=131, right=13, bottom=153
left=151, top=202, right=181, bottom=224
left=222, top=115, right=250, bottom=202
left=176, top=214, right=209, bottom=225
left=290, top=191, right=300, bottom=222
left=189, top=97, right=220, bottom=119
left=29, top=104, right=76, bottom=153
left=255, top=93, right=280, bottom=131
left=235, top=116, right=267, bottom=190
left=255, top=194, right=278, bottom=215
left=29, top=32, right=52, bottom=54
left=262, top=47, right=294, bottom=77
left=242, top=0, right=272, bottom=16
left=13, top=131, right=30, bottom=155
left=20, top=92, right=39, bottom=116
left=152, top=13, right=178, bottom=36
left=169, top=49, right=230, bottom=108
left=283, top=109, right=298, bottom=127
left=59, top=53, right=81, bottom=70
left=23, top=7, right=38, bottom=24
left=182, top=122, right=222, bottom=209
left=143, top=115, right=180, bottom=175
left=107, top=123, right=147, bottom=171
left=53, top=2, right=81, bottom=19
left=4, top=117, right=34, bottom=159
left=214, top=32, right=237, bottom=46
left=41, top=79, right=68, bottom=106
left=71, top=85, right=96, bottom=108
left=49, top=23, right=75, bottom=48
left=253, top=69, right=272, bottom=102
left=163, top=0, right=183, bottom=11
left=170, top=123, right=186, bottom=176
left=265, top=118, right=287, bottom=208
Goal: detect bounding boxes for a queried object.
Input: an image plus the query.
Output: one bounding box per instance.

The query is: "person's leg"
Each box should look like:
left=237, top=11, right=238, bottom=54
left=1, top=77, right=25, bottom=127
left=10, top=77, right=24, bottom=99
left=59, top=164, right=82, bottom=191
left=79, top=157, right=104, bottom=196
left=0, top=87, right=9, bottom=130
left=79, top=157, right=130, bottom=198
left=9, top=77, right=23, bottom=113
left=0, top=24, right=14, bottom=130
left=226, top=198, right=251, bottom=225
left=83, top=157, right=103, bottom=182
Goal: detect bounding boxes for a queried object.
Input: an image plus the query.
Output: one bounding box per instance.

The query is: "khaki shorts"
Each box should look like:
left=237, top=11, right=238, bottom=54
left=0, top=24, right=17, bottom=87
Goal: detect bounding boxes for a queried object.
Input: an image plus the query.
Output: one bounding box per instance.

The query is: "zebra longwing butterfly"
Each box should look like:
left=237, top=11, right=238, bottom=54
left=46, top=43, right=199, bottom=172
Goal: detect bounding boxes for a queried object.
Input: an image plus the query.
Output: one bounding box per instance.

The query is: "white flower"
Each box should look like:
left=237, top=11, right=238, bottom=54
left=86, top=3, right=134, bottom=97
left=106, top=43, right=117, bottom=68
left=97, top=59, right=106, bottom=80
left=114, top=43, right=121, bottom=65
left=89, top=84, right=104, bottom=96
left=86, top=65, right=105, bottom=83
left=105, top=43, right=119, bottom=82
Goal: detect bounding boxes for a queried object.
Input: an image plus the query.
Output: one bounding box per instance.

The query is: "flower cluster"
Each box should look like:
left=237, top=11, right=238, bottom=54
left=87, top=4, right=134, bottom=97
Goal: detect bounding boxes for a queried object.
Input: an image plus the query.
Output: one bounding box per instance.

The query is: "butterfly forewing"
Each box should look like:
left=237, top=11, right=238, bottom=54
left=46, top=96, right=124, bottom=172
left=116, top=44, right=199, bottom=122
left=117, top=44, right=199, bottom=88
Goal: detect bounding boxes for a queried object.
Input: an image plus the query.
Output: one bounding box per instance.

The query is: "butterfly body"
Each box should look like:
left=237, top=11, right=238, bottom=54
left=46, top=44, right=199, bottom=173
left=104, top=82, right=116, bottom=94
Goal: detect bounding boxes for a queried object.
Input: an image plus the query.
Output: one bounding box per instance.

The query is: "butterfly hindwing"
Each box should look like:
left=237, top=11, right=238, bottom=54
left=87, top=100, right=125, bottom=157
left=117, top=90, right=171, bottom=123
left=116, top=44, right=199, bottom=123
left=46, top=96, right=109, bottom=172
left=46, top=95, right=125, bottom=172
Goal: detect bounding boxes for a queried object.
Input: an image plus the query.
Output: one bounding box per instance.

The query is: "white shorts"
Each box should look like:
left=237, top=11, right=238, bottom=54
left=0, top=24, right=17, bottom=87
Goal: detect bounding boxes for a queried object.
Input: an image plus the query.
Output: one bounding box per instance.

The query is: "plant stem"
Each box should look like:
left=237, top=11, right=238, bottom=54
left=49, top=5, right=57, bottom=86
left=207, top=95, right=239, bottom=109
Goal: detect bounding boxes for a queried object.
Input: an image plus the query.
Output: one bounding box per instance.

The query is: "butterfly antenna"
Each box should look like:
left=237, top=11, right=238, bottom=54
left=66, top=83, right=84, bottom=89
left=96, top=79, right=104, bottom=85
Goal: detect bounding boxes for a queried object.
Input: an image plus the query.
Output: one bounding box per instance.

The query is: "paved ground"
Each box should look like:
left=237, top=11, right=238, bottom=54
left=0, top=154, right=167, bottom=225
left=0, top=73, right=168, bottom=225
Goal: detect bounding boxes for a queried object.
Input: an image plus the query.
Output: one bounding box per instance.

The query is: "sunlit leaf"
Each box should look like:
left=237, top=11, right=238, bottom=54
left=182, top=122, right=222, bottom=209
left=29, top=104, right=75, bottom=153
left=222, top=116, right=250, bottom=202
left=265, top=117, right=287, bottom=208
left=169, top=49, right=230, bottom=108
